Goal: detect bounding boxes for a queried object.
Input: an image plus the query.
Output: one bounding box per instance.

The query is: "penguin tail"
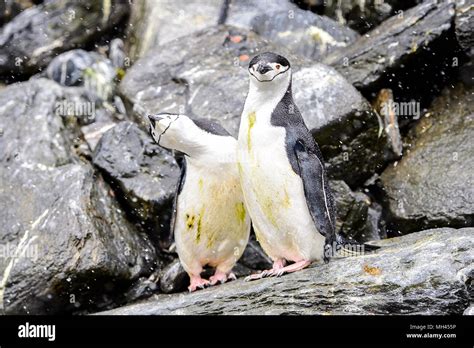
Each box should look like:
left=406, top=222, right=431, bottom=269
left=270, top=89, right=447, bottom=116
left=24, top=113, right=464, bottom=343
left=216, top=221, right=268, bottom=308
left=325, top=234, right=380, bottom=259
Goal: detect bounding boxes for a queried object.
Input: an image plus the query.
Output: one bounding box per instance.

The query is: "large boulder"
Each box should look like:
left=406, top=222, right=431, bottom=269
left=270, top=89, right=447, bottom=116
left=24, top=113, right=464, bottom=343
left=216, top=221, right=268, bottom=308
left=0, top=0, right=129, bottom=77
left=126, top=0, right=296, bottom=61
left=0, top=78, right=77, bottom=167
left=378, top=84, right=474, bottom=235
left=292, top=63, right=394, bottom=185
left=120, top=25, right=292, bottom=137
left=99, top=227, right=474, bottom=315
left=251, top=8, right=359, bottom=61
left=0, top=163, right=156, bottom=314
left=92, top=122, right=181, bottom=249
left=121, top=25, right=395, bottom=185
left=323, top=0, right=458, bottom=103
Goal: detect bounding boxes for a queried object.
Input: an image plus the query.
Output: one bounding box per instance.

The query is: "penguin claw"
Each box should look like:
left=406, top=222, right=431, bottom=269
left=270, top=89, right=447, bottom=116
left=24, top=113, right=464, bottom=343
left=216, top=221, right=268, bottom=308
left=188, top=277, right=210, bottom=292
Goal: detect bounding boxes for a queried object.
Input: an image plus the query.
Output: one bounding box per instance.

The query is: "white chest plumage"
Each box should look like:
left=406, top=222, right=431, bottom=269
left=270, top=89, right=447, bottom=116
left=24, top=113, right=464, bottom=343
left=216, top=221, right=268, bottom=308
left=237, top=96, right=326, bottom=263
left=174, top=160, right=250, bottom=275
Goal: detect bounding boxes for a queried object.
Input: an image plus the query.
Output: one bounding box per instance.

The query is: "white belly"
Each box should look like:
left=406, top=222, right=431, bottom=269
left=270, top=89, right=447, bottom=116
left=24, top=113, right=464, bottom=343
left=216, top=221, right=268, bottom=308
left=237, top=111, right=325, bottom=262
left=174, top=162, right=250, bottom=276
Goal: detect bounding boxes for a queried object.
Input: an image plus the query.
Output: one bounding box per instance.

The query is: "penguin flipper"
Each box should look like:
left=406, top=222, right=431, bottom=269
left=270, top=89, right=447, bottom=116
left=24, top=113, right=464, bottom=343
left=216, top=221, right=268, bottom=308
left=294, top=139, right=337, bottom=239
left=168, top=157, right=187, bottom=249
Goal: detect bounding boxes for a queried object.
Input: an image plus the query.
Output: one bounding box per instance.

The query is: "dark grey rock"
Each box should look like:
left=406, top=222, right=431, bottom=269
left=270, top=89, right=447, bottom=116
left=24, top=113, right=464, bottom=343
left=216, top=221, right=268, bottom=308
left=126, top=0, right=296, bottom=61
left=379, top=84, right=474, bottom=235
left=124, top=277, right=158, bottom=303
left=92, top=122, right=181, bottom=249
left=225, top=0, right=296, bottom=29
left=0, top=78, right=75, bottom=167
left=121, top=26, right=394, bottom=185
left=251, top=9, right=359, bottom=61
left=159, top=259, right=189, bottom=294
left=98, top=228, right=473, bottom=315
left=0, top=0, right=129, bottom=76
left=120, top=26, right=297, bottom=137
left=292, top=64, right=395, bottom=185
left=455, top=0, right=474, bottom=58
left=46, top=49, right=101, bottom=87
left=0, top=163, right=156, bottom=314
left=331, top=180, right=383, bottom=243
left=321, top=0, right=422, bottom=33
left=126, top=0, right=222, bottom=60
left=323, top=1, right=456, bottom=97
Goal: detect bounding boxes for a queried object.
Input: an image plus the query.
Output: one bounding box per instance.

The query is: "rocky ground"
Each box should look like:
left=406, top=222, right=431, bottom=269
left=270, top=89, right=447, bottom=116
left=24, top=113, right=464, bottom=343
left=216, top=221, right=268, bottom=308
left=0, top=0, right=472, bottom=315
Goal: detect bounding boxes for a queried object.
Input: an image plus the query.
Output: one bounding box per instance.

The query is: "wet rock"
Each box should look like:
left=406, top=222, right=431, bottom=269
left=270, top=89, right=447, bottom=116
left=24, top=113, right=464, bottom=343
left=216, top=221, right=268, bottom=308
left=99, top=228, right=473, bottom=315
left=379, top=84, right=474, bottom=235
left=122, top=26, right=393, bottom=185
left=92, top=122, right=181, bottom=249
left=324, top=0, right=458, bottom=102
left=321, top=0, right=422, bottom=33
left=331, top=180, right=384, bottom=243
left=126, top=0, right=222, bottom=61
left=124, top=277, right=158, bottom=303
left=455, top=0, right=474, bottom=58
left=251, top=9, right=359, bottom=61
left=46, top=49, right=102, bottom=87
left=120, top=26, right=295, bottom=137
left=0, top=163, right=156, bottom=314
left=0, top=0, right=35, bottom=26
left=81, top=121, right=116, bottom=152
left=126, top=0, right=296, bottom=61
left=292, top=64, right=394, bottom=185
left=0, top=0, right=129, bottom=77
left=159, top=259, right=189, bottom=294
left=0, top=78, right=76, bottom=167
left=224, top=0, right=296, bottom=29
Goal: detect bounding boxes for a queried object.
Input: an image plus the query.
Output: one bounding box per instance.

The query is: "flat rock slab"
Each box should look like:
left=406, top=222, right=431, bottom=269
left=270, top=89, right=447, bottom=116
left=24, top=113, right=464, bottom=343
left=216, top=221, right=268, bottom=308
left=98, top=228, right=473, bottom=315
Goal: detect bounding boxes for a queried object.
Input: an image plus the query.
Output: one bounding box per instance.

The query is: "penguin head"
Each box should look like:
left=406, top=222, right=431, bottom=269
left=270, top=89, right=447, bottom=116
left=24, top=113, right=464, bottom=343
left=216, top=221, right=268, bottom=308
left=148, top=113, right=196, bottom=151
left=147, top=113, right=235, bottom=161
left=248, top=52, right=291, bottom=85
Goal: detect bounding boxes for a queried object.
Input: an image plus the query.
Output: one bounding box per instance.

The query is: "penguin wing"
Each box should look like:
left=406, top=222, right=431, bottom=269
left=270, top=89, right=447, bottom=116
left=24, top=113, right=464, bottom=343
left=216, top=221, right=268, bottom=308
left=294, top=138, right=336, bottom=239
left=169, top=158, right=187, bottom=246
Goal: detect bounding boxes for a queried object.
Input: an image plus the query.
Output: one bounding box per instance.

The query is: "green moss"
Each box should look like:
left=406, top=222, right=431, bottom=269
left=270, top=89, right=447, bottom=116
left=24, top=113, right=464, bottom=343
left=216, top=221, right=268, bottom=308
left=247, top=112, right=256, bottom=151
left=196, top=207, right=204, bottom=243
left=235, top=202, right=246, bottom=223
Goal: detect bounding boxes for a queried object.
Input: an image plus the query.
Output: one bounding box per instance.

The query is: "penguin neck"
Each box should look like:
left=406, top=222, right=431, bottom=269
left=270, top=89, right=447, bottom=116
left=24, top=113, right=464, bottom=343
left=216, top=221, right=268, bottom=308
left=245, top=73, right=292, bottom=120
left=184, top=136, right=238, bottom=173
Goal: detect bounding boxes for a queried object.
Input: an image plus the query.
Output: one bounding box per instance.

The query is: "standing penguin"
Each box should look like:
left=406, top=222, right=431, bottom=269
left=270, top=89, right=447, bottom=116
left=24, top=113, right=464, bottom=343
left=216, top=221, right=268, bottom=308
left=238, top=52, right=371, bottom=280
left=148, top=114, right=250, bottom=291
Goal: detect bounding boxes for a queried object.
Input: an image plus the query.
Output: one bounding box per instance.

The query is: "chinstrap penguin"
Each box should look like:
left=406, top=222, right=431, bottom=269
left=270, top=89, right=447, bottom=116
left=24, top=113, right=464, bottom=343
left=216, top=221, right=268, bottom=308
left=237, top=52, right=376, bottom=280
left=148, top=113, right=250, bottom=291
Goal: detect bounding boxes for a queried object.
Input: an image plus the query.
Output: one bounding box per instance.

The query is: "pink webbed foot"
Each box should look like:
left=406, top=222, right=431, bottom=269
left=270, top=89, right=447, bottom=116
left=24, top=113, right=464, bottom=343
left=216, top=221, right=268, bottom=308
left=188, top=275, right=210, bottom=292
left=209, top=271, right=236, bottom=286
left=245, top=258, right=286, bottom=281
left=245, top=259, right=311, bottom=281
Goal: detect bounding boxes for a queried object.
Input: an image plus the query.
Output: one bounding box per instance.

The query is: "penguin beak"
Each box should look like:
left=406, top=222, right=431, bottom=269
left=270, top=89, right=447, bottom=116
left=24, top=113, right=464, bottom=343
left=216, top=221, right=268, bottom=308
left=256, top=63, right=272, bottom=74
left=147, top=114, right=164, bottom=128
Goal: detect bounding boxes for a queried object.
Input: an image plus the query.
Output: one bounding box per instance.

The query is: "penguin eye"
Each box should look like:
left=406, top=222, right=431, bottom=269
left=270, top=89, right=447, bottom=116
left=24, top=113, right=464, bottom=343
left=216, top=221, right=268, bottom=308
left=276, top=64, right=280, bottom=70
